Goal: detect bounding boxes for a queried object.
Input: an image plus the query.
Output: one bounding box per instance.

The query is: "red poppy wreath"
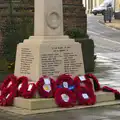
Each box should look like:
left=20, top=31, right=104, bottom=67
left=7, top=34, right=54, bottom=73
left=23, top=83, right=37, bottom=99
left=102, top=86, right=120, bottom=100
left=0, top=85, right=17, bottom=106
left=75, top=86, right=96, bottom=105
left=85, top=73, right=101, bottom=92
left=16, top=76, right=28, bottom=97
left=0, top=74, right=17, bottom=92
left=36, top=76, right=56, bottom=98
left=54, top=88, right=76, bottom=108
left=56, top=74, right=74, bottom=90
left=74, top=75, right=93, bottom=91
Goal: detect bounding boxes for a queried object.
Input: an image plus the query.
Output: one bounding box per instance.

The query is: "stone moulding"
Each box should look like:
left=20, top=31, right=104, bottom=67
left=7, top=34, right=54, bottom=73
left=46, top=11, right=61, bottom=29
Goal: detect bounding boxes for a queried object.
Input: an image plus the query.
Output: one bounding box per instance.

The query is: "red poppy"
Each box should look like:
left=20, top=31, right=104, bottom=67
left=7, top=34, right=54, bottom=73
left=0, top=96, right=6, bottom=106
left=0, top=85, right=17, bottom=106
left=55, top=88, right=76, bottom=108
left=16, top=76, right=28, bottom=97
left=0, top=74, right=17, bottom=91
left=56, top=74, right=74, bottom=90
left=75, top=86, right=96, bottom=105
left=23, top=83, right=37, bottom=99
left=102, top=86, right=120, bottom=99
left=85, top=73, right=101, bottom=91
left=36, top=76, right=56, bottom=98
left=74, top=75, right=93, bottom=91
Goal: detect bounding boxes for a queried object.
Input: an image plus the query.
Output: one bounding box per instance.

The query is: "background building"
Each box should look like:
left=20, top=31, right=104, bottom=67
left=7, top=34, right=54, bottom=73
left=115, top=0, right=120, bottom=11
left=83, top=0, right=104, bottom=13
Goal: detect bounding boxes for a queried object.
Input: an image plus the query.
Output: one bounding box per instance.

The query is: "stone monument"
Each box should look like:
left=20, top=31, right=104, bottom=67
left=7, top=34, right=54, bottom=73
left=13, top=0, right=115, bottom=111
left=14, top=0, right=85, bottom=82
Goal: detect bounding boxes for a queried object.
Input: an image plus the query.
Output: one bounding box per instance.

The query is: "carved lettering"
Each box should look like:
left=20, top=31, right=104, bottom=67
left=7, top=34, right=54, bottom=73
left=20, top=48, right=34, bottom=75
left=41, top=45, right=82, bottom=76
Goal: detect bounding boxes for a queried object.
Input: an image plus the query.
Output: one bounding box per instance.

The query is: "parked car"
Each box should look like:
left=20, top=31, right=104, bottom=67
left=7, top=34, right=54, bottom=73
left=92, top=0, right=114, bottom=15
left=92, top=3, right=106, bottom=15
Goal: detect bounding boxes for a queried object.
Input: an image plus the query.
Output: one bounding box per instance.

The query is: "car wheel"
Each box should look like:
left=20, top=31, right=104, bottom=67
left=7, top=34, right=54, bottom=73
left=94, top=13, right=97, bottom=16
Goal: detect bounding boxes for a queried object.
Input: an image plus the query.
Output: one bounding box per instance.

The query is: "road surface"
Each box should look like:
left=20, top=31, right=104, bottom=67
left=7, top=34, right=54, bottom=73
left=87, top=15, right=120, bottom=53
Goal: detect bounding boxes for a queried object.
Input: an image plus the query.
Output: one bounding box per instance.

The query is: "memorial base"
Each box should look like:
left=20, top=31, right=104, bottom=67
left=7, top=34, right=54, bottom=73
left=13, top=92, right=115, bottom=110
left=14, top=36, right=85, bottom=82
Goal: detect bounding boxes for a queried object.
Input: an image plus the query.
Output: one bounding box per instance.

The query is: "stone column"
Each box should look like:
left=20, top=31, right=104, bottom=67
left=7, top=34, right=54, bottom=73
left=34, top=0, right=63, bottom=36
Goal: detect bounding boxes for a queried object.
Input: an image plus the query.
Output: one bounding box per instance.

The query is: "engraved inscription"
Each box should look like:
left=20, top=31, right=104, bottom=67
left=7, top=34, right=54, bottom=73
left=64, top=52, right=82, bottom=74
left=41, top=53, right=62, bottom=76
left=20, top=48, right=34, bottom=75
left=40, top=46, right=83, bottom=77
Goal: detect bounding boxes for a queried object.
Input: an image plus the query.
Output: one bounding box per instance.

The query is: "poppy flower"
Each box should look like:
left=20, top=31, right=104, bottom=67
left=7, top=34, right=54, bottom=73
left=16, top=76, right=28, bottom=96
left=36, top=76, right=56, bottom=98
left=23, top=83, right=37, bottom=98
left=75, top=86, right=96, bottom=105
left=54, top=88, right=76, bottom=108
left=56, top=74, right=75, bottom=91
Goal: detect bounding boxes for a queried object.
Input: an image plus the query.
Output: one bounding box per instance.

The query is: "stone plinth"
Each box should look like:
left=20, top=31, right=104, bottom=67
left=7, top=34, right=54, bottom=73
left=13, top=92, right=115, bottom=110
left=14, top=97, right=57, bottom=110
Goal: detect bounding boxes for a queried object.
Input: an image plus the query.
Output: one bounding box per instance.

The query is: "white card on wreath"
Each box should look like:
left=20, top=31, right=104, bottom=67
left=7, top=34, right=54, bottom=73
left=61, top=94, right=69, bottom=102
left=6, top=94, right=10, bottom=99
left=7, top=81, right=12, bottom=88
left=18, top=84, right=22, bottom=90
left=79, top=76, right=86, bottom=81
left=82, top=93, right=89, bottom=99
left=28, top=84, right=33, bottom=91
left=44, top=78, right=51, bottom=85
left=43, top=84, right=51, bottom=92
left=63, top=82, right=68, bottom=88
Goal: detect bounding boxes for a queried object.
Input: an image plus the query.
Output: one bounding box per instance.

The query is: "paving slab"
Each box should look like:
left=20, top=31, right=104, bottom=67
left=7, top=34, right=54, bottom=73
left=99, top=19, right=120, bottom=30
left=0, top=100, right=120, bottom=115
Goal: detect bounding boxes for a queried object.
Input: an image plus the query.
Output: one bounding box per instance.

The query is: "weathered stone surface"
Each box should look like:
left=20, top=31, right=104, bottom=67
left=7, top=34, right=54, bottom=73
left=13, top=92, right=115, bottom=110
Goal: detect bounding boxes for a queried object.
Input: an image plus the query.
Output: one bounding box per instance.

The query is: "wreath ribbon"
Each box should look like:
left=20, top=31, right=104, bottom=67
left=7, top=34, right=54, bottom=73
left=16, top=76, right=28, bottom=97
left=23, top=83, right=37, bottom=98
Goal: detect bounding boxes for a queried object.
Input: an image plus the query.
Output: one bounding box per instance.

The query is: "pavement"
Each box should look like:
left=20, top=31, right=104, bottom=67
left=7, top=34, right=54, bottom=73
left=99, top=19, right=120, bottom=30
left=88, top=15, right=120, bottom=91
left=0, top=15, right=120, bottom=120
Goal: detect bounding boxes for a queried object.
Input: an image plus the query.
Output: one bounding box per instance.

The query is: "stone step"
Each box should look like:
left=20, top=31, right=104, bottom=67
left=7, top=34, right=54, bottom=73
left=13, top=91, right=115, bottom=110
left=96, top=91, right=115, bottom=103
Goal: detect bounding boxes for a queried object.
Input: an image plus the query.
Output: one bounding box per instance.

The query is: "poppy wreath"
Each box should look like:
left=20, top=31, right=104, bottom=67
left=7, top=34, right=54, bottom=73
left=0, top=96, right=6, bottom=106
left=85, top=73, right=101, bottom=92
left=56, top=74, right=75, bottom=91
left=16, top=76, right=28, bottom=97
left=54, top=88, right=76, bottom=108
left=75, top=86, right=96, bottom=105
left=0, top=85, right=17, bottom=106
left=74, top=75, right=93, bottom=91
left=22, top=83, right=37, bottom=99
left=0, top=74, right=17, bottom=92
left=102, top=86, right=120, bottom=100
left=36, top=76, right=56, bottom=98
